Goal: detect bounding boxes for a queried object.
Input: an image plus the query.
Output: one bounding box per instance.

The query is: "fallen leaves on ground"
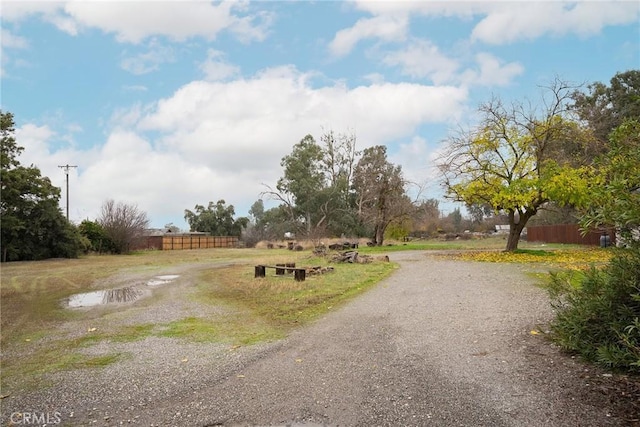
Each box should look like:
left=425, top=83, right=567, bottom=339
left=443, top=248, right=613, bottom=271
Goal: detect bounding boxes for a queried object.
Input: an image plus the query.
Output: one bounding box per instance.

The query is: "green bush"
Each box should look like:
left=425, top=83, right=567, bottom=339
left=78, top=219, right=114, bottom=253
left=549, top=245, right=640, bottom=372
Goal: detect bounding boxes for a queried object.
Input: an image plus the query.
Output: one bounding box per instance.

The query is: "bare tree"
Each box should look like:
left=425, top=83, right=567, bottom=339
left=98, top=199, right=150, bottom=254
left=353, top=145, right=413, bottom=246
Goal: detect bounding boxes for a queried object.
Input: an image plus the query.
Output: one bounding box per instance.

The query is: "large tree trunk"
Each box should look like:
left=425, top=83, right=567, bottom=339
left=375, top=225, right=385, bottom=246
left=505, top=223, right=525, bottom=252
left=505, top=210, right=534, bottom=252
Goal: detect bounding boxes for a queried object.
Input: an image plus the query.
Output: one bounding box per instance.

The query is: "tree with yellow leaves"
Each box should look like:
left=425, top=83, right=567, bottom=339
left=438, top=79, right=595, bottom=251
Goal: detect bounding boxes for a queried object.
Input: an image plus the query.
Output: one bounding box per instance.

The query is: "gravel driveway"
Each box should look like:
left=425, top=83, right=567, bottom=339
left=1, top=251, right=628, bottom=426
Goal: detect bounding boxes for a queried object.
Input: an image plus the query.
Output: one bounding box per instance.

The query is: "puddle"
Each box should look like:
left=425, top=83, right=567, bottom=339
left=146, top=275, right=180, bottom=287
left=67, top=286, right=142, bottom=308
left=66, top=275, right=180, bottom=308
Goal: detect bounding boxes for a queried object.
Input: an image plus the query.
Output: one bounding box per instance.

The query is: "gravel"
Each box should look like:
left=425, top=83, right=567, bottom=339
left=1, top=251, right=633, bottom=426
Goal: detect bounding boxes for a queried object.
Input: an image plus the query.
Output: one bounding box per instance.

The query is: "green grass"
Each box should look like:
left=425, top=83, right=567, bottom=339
left=511, top=249, right=557, bottom=257
left=2, top=332, right=125, bottom=382
left=192, top=256, right=397, bottom=339
left=0, top=247, right=397, bottom=386
left=357, top=236, right=585, bottom=253
left=358, top=238, right=506, bottom=253
left=158, top=315, right=282, bottom=345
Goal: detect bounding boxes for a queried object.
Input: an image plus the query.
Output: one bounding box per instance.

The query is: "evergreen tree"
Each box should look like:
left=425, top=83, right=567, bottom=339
left=1, top=111, right=82, bottom=261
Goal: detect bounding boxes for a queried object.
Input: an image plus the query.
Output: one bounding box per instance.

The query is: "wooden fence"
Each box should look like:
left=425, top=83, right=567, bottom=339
left=526, top=224, right=616, bottom=246
left=133, top=235, right=239, bottom=251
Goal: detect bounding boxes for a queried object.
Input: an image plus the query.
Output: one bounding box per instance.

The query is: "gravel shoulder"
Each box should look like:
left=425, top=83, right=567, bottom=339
left=2, top=251, right=637, bottom=426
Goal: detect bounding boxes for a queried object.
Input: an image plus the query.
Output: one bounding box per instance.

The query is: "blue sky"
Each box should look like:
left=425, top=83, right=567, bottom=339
left=1, top=1, right=639, bottom=230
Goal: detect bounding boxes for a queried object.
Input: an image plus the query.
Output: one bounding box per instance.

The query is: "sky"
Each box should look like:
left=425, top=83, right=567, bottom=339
left=1, top=1, right=639, bottom=230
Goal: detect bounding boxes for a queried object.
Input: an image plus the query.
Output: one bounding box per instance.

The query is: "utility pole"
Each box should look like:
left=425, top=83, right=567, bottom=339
left=58, top=164, right=78, bottom=221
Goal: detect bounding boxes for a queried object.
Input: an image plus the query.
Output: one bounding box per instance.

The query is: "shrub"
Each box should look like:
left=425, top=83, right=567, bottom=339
left=78, top=220, right=114, bottom=253
left=98, top=199, right=149, bottom=254
left=549, top=245, right=640, bottom=372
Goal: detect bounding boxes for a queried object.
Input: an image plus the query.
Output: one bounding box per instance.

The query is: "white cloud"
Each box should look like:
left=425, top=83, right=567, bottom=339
left=1, top=28, right=29, bottom=49
left=120, top=40, right=175, bottom=75
left=14, top=67, right=468, bottom=227
left=329, top=14, right=409, bottom=57
left=199, top=49, right=240, bottom=81
left=2, top=1, right=272, bottom=44
left=77, top=131, right=210, bottom=218
left=1, top=28, right=30, bottom=77
left=0, top=2, right=63, bottom=21
left=15, top=124, right=56, bottom=160
left=460, top=53, right=524, bottom=86
left=379, top=39, right=522, bottom=87
left=66, top=123, right=83, bottom=133
left=389, top=136, right=439, bottom=198
left=228, top=9, right=275, bottom=44
left=382, top=39, right=460, bottom=84
left=363, top=73, right=386, bottom=84
left=350, top=1, right=485, bottom=17
left=338, top=1, right=640, bottom=49
left=15, top=124, right=87, bottom=215
left=471, top=2, right=640, bottom=45
left=128, top=68, right=466, bottom=223
left=109, top=104, right=142, bottom=129
left=63, top=1, right=269, bottom=44
left=137, top=67, right=467, bottom=159
left=1, top=1, right=80, bottom=35
left=123, top=85, right=148, bottom=92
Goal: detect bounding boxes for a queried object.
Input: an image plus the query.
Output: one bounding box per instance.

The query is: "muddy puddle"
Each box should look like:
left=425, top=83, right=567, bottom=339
left=66, top=275, right=180, bottom=308
left=147, top=275, right=180, bottom=287
left=67, top=287, right=143, bottom=308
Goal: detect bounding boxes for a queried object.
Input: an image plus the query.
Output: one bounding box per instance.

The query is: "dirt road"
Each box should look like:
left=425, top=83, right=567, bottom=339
left=1, top=251, right=628, bottom=426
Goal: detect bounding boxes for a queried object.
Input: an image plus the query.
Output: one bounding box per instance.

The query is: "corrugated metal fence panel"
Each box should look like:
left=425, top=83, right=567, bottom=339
left=526, top=224, right=616, bottom=246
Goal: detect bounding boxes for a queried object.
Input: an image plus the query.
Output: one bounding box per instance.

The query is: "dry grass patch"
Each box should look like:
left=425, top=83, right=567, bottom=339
left=1, top=248, right=396, bottom=386
left=195, top=255, right=397, bottom=330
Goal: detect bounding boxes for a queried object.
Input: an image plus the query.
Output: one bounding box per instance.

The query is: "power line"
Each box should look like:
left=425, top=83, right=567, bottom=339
left=58, top=164, right=78, bottom=221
